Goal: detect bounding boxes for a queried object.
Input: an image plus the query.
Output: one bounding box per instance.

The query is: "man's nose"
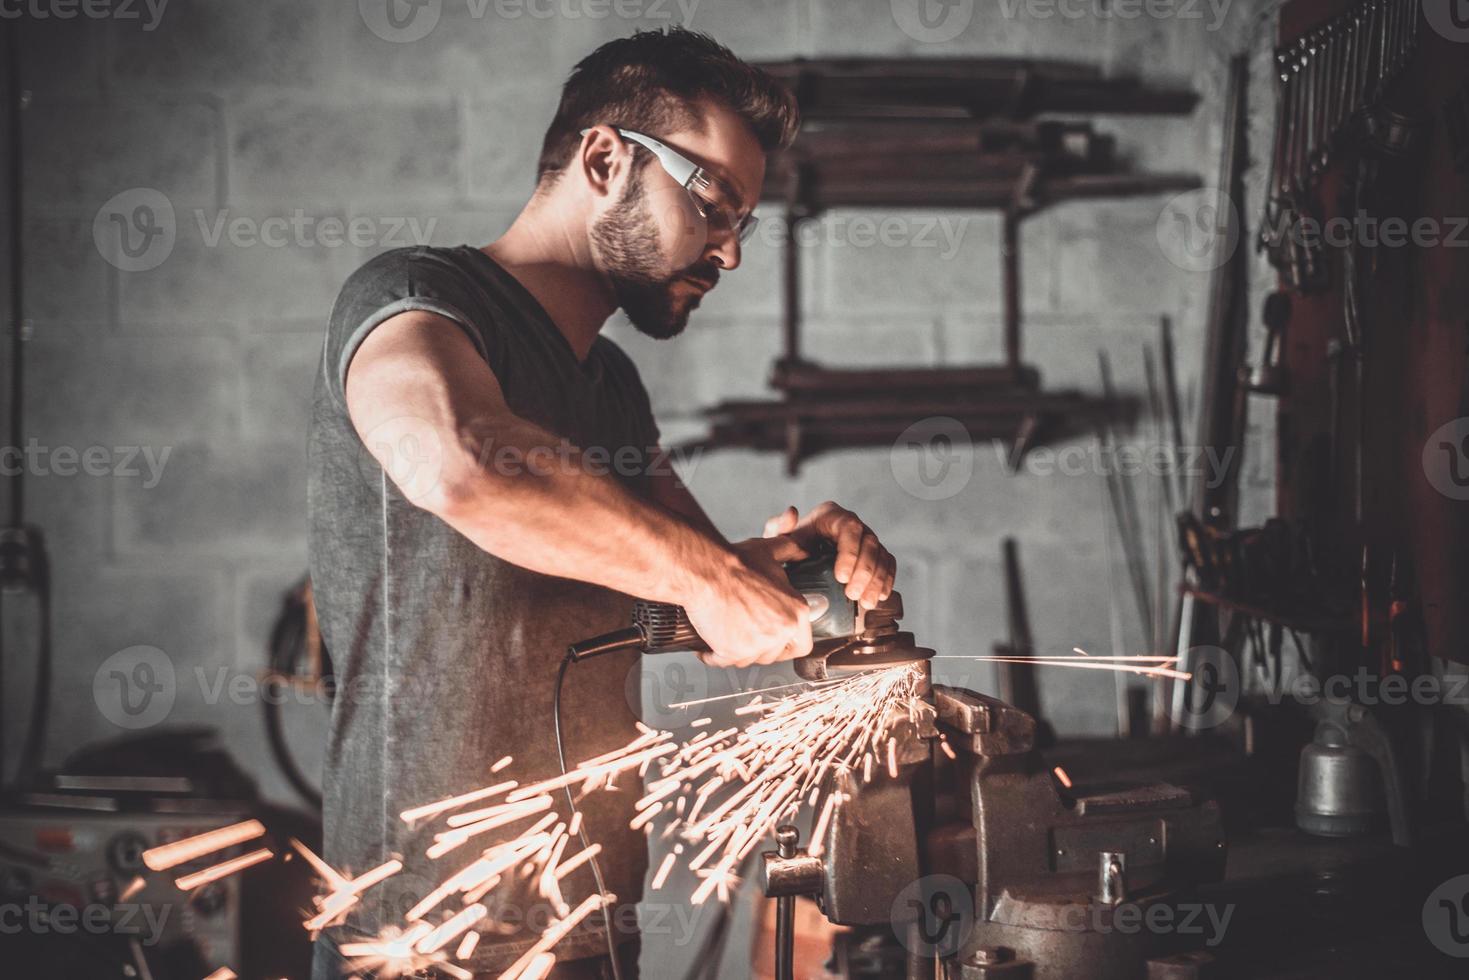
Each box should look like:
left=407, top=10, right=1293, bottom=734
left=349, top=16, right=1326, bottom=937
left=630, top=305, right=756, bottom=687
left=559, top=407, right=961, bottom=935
left=703, top=230, right=741, bottom=272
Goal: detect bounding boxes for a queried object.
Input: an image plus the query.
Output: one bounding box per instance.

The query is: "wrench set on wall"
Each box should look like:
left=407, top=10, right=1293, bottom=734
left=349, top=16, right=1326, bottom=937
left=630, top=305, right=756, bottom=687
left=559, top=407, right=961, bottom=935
left=1260, top=0, right=1421, bottom=292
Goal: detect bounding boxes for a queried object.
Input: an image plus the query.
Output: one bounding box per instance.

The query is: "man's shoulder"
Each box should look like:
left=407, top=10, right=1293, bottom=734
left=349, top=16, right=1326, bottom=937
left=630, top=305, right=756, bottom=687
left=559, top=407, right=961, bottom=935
left=343, top=244, right=473, bottom=289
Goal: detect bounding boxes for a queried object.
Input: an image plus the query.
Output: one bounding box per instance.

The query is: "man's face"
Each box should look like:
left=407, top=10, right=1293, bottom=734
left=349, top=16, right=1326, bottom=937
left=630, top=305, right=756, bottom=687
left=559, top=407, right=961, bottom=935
left=588, top=102, right=766, bottom=340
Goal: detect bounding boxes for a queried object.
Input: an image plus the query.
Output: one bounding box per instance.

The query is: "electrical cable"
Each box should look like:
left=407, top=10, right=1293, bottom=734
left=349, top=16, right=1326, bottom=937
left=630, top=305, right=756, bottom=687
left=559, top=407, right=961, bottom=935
left=263, top=583, right=324, bottom=809
left=553, top=649, right=625, bottom=980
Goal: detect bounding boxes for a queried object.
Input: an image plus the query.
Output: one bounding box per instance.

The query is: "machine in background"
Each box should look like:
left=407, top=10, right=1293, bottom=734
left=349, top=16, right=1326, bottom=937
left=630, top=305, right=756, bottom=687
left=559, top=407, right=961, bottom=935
left=0, top=729, right=319, bottom=980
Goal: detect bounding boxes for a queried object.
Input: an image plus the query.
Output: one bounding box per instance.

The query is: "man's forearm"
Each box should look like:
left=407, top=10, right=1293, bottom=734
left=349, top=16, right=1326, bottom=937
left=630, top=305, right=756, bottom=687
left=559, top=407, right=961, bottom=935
left=429, top=414, right=737, bottom=607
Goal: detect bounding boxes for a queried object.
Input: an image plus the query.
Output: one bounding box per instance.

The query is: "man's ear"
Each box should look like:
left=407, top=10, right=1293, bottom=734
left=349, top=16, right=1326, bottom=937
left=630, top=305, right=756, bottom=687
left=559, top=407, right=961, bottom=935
left=578, top=125, right=631, bottom=202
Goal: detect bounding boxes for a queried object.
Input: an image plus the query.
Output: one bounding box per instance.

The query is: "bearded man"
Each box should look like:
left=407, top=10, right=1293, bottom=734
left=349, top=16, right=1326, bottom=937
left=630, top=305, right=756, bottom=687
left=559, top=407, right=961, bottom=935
left=308, top=28, right=897, bottom=978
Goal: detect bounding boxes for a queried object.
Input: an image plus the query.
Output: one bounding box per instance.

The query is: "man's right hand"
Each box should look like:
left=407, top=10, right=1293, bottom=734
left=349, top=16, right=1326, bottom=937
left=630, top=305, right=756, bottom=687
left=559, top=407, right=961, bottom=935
left=683, top=548, right=813, bottom=669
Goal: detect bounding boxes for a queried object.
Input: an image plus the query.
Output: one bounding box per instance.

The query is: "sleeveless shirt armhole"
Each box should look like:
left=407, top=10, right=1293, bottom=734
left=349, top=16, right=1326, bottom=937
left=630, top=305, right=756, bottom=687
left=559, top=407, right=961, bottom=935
left=331, top=297, right=490, bottom=411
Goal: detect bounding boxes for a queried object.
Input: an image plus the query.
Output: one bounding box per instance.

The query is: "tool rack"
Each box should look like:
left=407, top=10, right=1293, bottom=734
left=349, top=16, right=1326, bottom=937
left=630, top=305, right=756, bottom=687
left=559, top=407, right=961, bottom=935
left=683, top=58, right=1203, bottom=473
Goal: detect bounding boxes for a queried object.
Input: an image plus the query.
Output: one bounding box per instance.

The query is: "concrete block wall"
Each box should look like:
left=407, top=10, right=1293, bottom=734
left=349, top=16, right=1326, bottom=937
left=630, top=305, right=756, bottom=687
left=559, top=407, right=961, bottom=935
left=4, top=0, right=1277, bottom=971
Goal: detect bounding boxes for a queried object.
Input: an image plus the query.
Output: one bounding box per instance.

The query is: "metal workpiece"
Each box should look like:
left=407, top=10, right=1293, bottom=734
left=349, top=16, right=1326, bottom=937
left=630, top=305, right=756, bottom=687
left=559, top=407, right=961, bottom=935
left=932, top=686, right=1036, bottom=757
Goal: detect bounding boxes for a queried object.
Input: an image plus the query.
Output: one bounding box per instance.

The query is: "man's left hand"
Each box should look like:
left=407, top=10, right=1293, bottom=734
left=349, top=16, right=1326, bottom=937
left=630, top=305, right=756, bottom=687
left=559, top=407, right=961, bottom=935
left=745, top=502, right=897, bottom=610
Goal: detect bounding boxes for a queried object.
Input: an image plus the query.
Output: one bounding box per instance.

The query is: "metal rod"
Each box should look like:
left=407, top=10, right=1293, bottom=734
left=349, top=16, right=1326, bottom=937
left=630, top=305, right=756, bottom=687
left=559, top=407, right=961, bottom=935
left=998, top=537, right=1042, bottom=722
left=774, top=826, right=798, bottom=980
left=782, top=207, right=800, bottom=365
left=1002, top=210, right=1020, bottom=373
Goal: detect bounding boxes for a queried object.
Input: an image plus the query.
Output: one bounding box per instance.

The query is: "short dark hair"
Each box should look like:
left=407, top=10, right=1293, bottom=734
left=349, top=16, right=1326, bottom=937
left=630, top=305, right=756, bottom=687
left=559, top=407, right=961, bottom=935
left=536, top=27, right=800, bottom=185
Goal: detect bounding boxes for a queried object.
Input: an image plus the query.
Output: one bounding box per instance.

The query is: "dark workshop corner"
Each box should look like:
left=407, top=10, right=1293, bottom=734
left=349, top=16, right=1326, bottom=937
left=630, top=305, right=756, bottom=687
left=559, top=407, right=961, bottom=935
left=1, top=2, right=1468, bottom=979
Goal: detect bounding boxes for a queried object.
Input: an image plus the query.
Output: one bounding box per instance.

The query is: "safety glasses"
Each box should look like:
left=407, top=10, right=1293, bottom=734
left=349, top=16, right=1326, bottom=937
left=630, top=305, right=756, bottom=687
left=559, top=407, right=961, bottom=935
left=580, top=126, right=759, bottom=244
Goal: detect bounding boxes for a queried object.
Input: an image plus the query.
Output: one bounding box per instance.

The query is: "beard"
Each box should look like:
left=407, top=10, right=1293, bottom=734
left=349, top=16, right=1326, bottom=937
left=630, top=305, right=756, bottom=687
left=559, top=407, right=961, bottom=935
left=589, top=168, right=720, bottom=340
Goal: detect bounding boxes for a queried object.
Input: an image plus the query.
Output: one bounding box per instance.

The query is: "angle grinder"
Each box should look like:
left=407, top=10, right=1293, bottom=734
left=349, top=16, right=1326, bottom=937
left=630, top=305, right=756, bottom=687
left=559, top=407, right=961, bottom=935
left=567, top=548, right=933, bottom=681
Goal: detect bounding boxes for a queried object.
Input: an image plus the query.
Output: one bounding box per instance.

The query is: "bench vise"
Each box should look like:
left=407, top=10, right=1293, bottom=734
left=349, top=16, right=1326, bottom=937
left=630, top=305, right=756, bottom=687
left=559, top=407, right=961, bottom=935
left=763, top=685, right=1228, bottom=980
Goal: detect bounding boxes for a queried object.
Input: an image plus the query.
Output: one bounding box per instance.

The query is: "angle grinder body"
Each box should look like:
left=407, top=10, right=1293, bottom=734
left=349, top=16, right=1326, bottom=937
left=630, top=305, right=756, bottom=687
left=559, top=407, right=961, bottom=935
left=567, top=549, right=933, bottom=680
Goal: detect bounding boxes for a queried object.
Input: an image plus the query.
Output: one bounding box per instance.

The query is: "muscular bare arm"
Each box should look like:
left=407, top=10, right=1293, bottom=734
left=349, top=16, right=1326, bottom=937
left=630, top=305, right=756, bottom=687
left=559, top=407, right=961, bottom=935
left=344, top=310, right=812, bottom=666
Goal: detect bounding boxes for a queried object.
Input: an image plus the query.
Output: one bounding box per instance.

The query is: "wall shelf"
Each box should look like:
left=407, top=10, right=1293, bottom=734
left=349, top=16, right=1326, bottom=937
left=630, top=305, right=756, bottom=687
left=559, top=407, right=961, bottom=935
left=681, top=58, right=1199, bottom=474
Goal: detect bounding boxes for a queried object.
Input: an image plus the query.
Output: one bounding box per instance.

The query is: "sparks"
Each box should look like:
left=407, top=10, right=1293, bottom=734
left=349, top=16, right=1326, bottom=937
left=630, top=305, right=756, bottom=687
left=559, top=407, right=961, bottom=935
left=143, top=819, right=265, bottom=872
left=631, top=664, right=926, bottom=902
left=175, top=848, right=274, bottom=891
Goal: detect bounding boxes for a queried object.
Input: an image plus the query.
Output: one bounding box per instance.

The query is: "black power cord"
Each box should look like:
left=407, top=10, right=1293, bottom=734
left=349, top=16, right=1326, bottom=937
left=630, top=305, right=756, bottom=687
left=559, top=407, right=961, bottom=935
left=263, top=580, right=325, bottom=810
left=553, top=649, right=625, bottom=980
